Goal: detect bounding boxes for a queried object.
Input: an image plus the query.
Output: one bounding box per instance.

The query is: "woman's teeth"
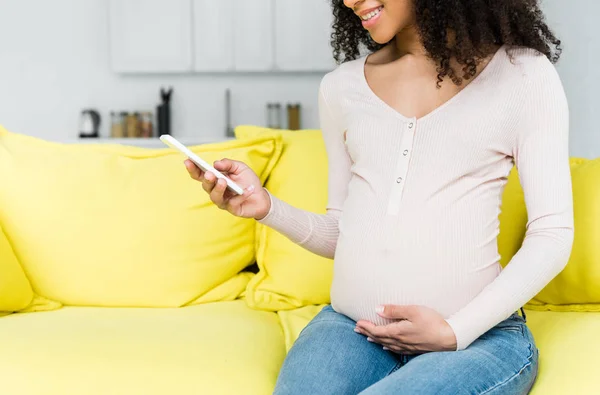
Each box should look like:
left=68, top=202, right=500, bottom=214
left=361, top=7, right=383, bottom=21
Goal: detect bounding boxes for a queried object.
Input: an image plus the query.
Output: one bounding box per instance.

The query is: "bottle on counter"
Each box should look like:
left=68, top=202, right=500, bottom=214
left=157, top=87, right=173, bottom=136
left=225, top=89, right=234, bottom=138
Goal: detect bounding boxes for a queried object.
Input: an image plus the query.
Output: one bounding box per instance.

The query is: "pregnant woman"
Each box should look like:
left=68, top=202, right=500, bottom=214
left=185, top=0, right=574, bottom=393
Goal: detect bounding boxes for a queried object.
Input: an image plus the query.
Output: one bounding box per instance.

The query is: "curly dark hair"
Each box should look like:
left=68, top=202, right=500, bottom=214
left=331, top=0, right=562, bottom=86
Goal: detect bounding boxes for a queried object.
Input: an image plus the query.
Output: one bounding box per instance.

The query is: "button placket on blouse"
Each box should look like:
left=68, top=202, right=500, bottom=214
left=386, top=119, right=416, bottom=216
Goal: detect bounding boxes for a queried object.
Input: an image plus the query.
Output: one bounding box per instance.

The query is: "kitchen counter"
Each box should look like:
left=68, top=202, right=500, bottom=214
left=55, top=137, right=235, bottom=148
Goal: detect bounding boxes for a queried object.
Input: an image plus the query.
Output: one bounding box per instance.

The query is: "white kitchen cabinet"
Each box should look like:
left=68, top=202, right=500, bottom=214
left=192, top=0, right=235, bottom=71
left=232, top=0, right=275, bottom=71
left=274, top=0, right=336, bottom=71
left=109, top=0, right=334, bottom=73
left=108, top=0, right=193, bottom=73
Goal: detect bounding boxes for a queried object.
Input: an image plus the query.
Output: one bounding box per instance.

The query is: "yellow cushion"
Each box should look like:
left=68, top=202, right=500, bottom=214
left=187, top=272, right=254, bottom=305
left=0, top=224, right=60, bottom=314
left=18, top=294, right=63, bottom=313
left=497, top=166, right=529, bottom=267
left=235, top=126, right=333, bottom=310
left=0, top=300, right=286, bottom=395
left=0, top=126, right=282, bottom=307
left=526, top=310, right=600, bottom=395
left=0, top=225, right=33, bottom=312
left=498, top=158, right=600, bottom=310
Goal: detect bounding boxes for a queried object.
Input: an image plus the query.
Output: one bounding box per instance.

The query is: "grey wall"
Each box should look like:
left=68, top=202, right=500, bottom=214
left=0, top=0, right=598, bottom=156
left=543, top=0, right=600, bottom=158
left=0, top=0, right=324, bottom=142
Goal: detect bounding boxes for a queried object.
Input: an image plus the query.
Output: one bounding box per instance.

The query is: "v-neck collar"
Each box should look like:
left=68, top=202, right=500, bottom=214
left=358, top=45, right=507, bottom=123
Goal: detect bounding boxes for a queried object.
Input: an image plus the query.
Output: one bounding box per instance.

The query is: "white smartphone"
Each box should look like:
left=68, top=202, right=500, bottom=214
left=160, top=135, right=244, bottom=195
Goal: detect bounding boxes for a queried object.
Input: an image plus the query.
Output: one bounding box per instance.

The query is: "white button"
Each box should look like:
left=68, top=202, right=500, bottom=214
left=403, top=150, right=409, bottom=156
left=396, top=177, right=403, bottom=184
left=408, top=123, right=414, bottom=129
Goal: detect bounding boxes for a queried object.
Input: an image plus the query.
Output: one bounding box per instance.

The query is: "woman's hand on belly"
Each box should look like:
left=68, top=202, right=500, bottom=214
left=354, top=305, right=458, bottom=354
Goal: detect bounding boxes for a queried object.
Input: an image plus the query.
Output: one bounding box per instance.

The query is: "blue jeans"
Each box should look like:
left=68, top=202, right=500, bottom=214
left=274, top=305, right=538, bottom=395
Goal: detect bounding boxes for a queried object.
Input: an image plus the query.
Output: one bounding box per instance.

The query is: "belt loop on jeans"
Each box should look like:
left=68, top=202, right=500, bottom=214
left=519, top=307, right=527, bottom=322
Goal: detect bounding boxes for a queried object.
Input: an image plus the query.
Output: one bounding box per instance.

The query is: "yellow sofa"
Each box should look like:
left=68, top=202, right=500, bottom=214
left=0, top=125, right=599, bottom=395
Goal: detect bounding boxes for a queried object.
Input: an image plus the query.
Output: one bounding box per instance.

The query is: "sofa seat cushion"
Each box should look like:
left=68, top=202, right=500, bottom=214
left=526, top=310, right=600, bottom=395
left=0, top=300, right=286, bottom=395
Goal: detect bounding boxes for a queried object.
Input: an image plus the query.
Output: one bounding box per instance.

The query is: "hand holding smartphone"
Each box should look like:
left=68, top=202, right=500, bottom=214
left=161, top=135, right=272, bottom=220
left=160, top=135, right=244, bottom=195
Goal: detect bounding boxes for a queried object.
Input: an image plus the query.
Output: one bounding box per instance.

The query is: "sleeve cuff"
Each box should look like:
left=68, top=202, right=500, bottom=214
left=256, top=189, right=275, bottom=224
left=444, top=317, right=478, bottom=351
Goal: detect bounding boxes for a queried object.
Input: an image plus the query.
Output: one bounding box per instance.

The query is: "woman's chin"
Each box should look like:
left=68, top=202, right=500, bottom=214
left=368, top=30, right=395, bottom=45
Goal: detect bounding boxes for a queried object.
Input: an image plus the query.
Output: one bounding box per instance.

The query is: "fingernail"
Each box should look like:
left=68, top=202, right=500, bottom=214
left=375, top=306, right=384, bottom=314
left=367, top=337, right=374, bottom=342
left=353, top=328, right=360, bottom=333
left=383, top=347, right=389, bottom=351
left=246, top=185, right=255, bottom=193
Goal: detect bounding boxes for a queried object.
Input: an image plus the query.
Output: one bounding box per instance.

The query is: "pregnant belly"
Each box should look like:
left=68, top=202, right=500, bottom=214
left=329, top=240, right=502, bottom=325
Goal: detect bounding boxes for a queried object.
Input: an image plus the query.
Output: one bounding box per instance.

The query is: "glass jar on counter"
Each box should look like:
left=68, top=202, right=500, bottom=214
left=267, top=103, right=282, bottom=129
left=139, top=112, right=154, bottom=138
left=287, top=103, right=301, bottom=130
left=126, top=113, right=140, bottom=138
left=110, top=112, right=125, bottom=138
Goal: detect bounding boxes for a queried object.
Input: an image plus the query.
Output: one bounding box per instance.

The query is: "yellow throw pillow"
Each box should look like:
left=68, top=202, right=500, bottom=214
left=497, top=166, right=529, bottom=267
left=0, top=126, right=282, bottom=307
left=186, top=272, right=254, bottom=305
left=235, top=126, right=333, bottom=310
left=498, top=157, right=600, bottom=311
left=0, top=225, right=59, bottom=315
left=0, top=225, right=33, bottom=312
